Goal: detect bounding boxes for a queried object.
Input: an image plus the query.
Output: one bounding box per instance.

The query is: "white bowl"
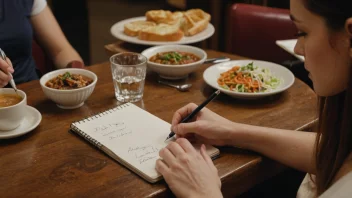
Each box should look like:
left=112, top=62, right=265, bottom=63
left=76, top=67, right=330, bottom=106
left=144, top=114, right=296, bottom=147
left=40, top=68, right=98, bottom=109
left=203, top=60, right=295, bottom=99
left=141, top=45, right=207, bottom=79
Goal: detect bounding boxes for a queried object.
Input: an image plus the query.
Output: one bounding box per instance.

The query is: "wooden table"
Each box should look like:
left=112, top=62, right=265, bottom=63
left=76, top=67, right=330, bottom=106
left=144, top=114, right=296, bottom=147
left=0, top=49, right=317, bottom=197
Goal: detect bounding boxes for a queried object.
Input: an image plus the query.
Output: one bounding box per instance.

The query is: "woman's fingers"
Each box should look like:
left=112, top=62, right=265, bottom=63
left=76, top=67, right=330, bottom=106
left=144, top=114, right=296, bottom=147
left=200, top=144, right=216, bottom=169
left=155, top=159, right=170, bottom=177
left=0, top=70, right=11, bottom=82
left=0, top=58, right=13, bottom=86
left=0, top=58, right=9, bottom=72
left=159, top=147, right=176, bottom=166
left=176, top=138, right=197, bottom=154
left=171, top=103, right=198, bottom=126
left=6, top=58, right=14, bottom=73
left=0, top=80, right=8, bottom=87
left=172, top=120, right=206, bottom=137
left=167, top=142, right=186, bottom=157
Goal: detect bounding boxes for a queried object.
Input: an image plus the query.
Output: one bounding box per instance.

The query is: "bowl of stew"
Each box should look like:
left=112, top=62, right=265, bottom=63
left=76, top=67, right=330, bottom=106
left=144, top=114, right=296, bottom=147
left=40, top=68, right=98, bottom=109
left=141, top=45, right=207, bottom=79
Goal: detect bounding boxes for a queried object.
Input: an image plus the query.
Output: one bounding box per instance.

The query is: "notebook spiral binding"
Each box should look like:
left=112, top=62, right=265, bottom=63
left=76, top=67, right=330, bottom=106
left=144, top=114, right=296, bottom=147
left=70, top=103, right=131, bottom=149
left=71, top=123, right=103, bottom=148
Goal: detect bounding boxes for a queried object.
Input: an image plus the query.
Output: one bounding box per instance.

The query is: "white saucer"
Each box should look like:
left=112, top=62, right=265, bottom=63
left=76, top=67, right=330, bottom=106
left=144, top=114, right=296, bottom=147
left=0, top=106, right=42, bottom=139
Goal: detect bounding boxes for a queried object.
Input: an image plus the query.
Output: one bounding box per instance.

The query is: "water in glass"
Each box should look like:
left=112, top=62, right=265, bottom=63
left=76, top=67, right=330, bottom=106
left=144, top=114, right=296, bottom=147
left=110, top=53, right=147, bottom=102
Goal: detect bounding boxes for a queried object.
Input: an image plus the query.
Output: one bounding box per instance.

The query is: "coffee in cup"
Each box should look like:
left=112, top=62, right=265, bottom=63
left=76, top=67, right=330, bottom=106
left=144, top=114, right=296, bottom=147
left=0, top=88, right=27, bottom=131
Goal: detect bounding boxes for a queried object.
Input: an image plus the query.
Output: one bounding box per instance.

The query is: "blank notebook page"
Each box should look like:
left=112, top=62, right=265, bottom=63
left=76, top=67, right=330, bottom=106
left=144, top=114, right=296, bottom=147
left=71, top=103, right=219, bottom=183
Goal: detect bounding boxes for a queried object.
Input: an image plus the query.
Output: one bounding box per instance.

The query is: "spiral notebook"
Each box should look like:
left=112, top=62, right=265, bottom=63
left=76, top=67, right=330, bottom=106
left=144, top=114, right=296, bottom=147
left=70, top=103, right=220, bottom=183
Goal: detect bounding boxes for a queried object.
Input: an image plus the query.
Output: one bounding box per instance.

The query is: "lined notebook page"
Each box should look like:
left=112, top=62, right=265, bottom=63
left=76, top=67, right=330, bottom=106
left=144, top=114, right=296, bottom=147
left=71, top=103, right=219, bottom=183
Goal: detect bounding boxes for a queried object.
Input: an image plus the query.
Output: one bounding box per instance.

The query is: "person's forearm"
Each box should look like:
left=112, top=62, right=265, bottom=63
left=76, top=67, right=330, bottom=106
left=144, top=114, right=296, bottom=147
left=229, top=123, right=316, bottom=174
left=30, top=6, right=83, bottom=69
left=53, top=47, right=83, bottom=69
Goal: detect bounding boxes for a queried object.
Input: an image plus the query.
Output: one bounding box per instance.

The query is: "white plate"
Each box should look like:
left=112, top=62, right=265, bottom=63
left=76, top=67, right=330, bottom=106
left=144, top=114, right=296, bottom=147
left=0, top=106, right=42, bottom=139
left=203, top=60, right=295, bottom=99
left=110, top=16, right=215, bottom=46
left=276, top=39, right=305, bottom=61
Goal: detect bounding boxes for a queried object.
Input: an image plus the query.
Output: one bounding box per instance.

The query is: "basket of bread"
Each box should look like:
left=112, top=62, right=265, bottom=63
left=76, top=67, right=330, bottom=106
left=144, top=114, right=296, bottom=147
left=123, top=9, right=211, bottom=42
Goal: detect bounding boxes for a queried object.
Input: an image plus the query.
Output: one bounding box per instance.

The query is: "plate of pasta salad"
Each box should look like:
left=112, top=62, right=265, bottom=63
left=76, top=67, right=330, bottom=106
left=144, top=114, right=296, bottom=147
left=203, top=60, right=295, bottom=99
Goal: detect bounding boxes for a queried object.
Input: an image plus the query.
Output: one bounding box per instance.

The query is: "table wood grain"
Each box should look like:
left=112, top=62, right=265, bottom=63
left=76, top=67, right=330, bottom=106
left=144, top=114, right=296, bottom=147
left=0, top=49, right=317, bottom=198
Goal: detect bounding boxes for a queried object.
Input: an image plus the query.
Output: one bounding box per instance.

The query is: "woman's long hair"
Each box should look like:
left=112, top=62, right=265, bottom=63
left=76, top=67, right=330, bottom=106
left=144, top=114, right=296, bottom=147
left=304, top=0, right=352, bottom=194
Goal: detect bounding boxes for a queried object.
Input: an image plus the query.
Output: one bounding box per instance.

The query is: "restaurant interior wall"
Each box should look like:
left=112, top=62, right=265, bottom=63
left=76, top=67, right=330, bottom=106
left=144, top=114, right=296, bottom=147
left=49, top=0, right=290, bottom=65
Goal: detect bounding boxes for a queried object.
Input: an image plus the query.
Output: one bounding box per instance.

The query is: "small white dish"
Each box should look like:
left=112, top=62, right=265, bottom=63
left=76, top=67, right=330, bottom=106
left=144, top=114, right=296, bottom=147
left=39, top=68, right=98, bottom=109
left=203, top=60, right=295, bottom=99
left=111, top=16, right=215, bottom=46
left=141, top=45, right=207, bottom=79
left=0, top=105, right=41, bottom=139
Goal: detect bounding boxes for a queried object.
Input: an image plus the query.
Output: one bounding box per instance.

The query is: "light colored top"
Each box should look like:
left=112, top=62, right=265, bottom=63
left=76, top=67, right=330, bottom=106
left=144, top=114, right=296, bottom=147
left=320, top=171, right=352, bottom=198
left=31, top=0, right=47, bottom=16
left=297, top=174, right=317, bottom=198
left=297, top=169, right=352, bottom=197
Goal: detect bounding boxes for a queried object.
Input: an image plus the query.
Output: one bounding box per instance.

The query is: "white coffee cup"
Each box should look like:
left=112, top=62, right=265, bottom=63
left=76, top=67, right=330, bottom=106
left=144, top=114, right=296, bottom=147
left=0, top=88, right=27, bottom=131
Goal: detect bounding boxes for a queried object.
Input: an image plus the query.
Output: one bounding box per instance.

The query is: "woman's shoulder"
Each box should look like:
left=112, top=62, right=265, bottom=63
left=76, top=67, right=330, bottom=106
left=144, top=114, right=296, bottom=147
left=319, top=171, right=352, bottom=198
left=11, top=0, right=46, bottom=16
left=320, top=154, right=352, bottom=197
left=31, top=0, right=47, bottom=16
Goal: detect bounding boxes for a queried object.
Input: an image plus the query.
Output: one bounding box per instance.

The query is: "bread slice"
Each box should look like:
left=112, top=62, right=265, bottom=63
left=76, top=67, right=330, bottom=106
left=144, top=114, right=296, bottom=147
left=124, top=20, right=156, bottom=37
left=172, top=11, right=184, bottom=21
left=182, top=9, right=211, bottom=36
left=138, top=24, right=184, bottom=41
left=146, top=10, right=183, bottom=25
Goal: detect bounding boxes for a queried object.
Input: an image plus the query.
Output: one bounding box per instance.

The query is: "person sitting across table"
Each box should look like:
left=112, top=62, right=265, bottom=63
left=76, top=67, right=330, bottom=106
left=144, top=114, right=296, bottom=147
left=0, top=0, right=84, bottom=88
left=156, top=0, right=352, bottom=197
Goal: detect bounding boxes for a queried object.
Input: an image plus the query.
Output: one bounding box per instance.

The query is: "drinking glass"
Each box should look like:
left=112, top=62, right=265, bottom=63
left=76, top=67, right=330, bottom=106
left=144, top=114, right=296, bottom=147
left=110, top=52, right=147, bottom=102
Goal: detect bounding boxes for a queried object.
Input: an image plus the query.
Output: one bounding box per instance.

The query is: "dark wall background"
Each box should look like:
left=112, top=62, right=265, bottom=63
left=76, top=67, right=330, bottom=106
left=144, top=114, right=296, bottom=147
left=51, top=0, right=90, bottom=65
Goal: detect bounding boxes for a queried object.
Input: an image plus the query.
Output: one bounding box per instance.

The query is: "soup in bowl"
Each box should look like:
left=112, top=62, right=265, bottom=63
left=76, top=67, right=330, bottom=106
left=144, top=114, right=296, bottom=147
left=142, top=45, right=207, bottom=79
left=149, top=51, right=201, bottom=65
left=0, top=88, right=27, bottom=131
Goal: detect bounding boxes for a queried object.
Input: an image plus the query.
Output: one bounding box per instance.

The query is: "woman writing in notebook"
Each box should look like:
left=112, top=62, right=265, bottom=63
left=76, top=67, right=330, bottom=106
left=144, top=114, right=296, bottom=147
left=0, top=0, right=83, bottom=87
left=156, top=0, right=352, bottom=197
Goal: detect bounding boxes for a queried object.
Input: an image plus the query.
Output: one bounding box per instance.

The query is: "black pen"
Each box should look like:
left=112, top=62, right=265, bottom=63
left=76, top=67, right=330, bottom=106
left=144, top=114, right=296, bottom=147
left=165, top=89, right=221, bottom=141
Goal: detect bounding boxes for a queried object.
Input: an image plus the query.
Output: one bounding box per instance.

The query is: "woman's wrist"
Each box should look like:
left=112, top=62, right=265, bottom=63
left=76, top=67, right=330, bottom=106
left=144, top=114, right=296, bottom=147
left=226, top=122, right=261, bottom=149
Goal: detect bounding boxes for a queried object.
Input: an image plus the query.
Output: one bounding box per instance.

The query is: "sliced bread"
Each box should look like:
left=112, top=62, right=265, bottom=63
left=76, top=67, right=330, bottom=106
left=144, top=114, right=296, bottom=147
left=146, top=10, right=183, bottom=25
left=138, top=24, right=184, bottom=41
left=182, top=9, right=211, bottom=36
left=124, top=20, right=156, bottom=37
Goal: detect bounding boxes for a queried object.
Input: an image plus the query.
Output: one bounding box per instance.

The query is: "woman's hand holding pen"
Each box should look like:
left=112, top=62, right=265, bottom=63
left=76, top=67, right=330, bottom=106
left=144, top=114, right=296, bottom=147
left=171, top=103, right=236, bottom=146
left=156, top=138, right=222, bottom=198
left=0, top=57, right=14, bottom=88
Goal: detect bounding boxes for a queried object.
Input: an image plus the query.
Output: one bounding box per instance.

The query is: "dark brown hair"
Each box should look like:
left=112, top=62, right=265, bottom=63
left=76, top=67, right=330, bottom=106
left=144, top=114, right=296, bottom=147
left=303, top=0, right=352, bottom=195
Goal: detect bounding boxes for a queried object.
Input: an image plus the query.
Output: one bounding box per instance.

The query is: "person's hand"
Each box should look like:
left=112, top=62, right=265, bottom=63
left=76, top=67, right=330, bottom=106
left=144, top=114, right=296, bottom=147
left=171, top=103, right=235, bottom=146
left=0, top=57, right=14, bottom=88
left=66, top=60, right=85, bottom=69
left=156, top=138, right=222, bottom=198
